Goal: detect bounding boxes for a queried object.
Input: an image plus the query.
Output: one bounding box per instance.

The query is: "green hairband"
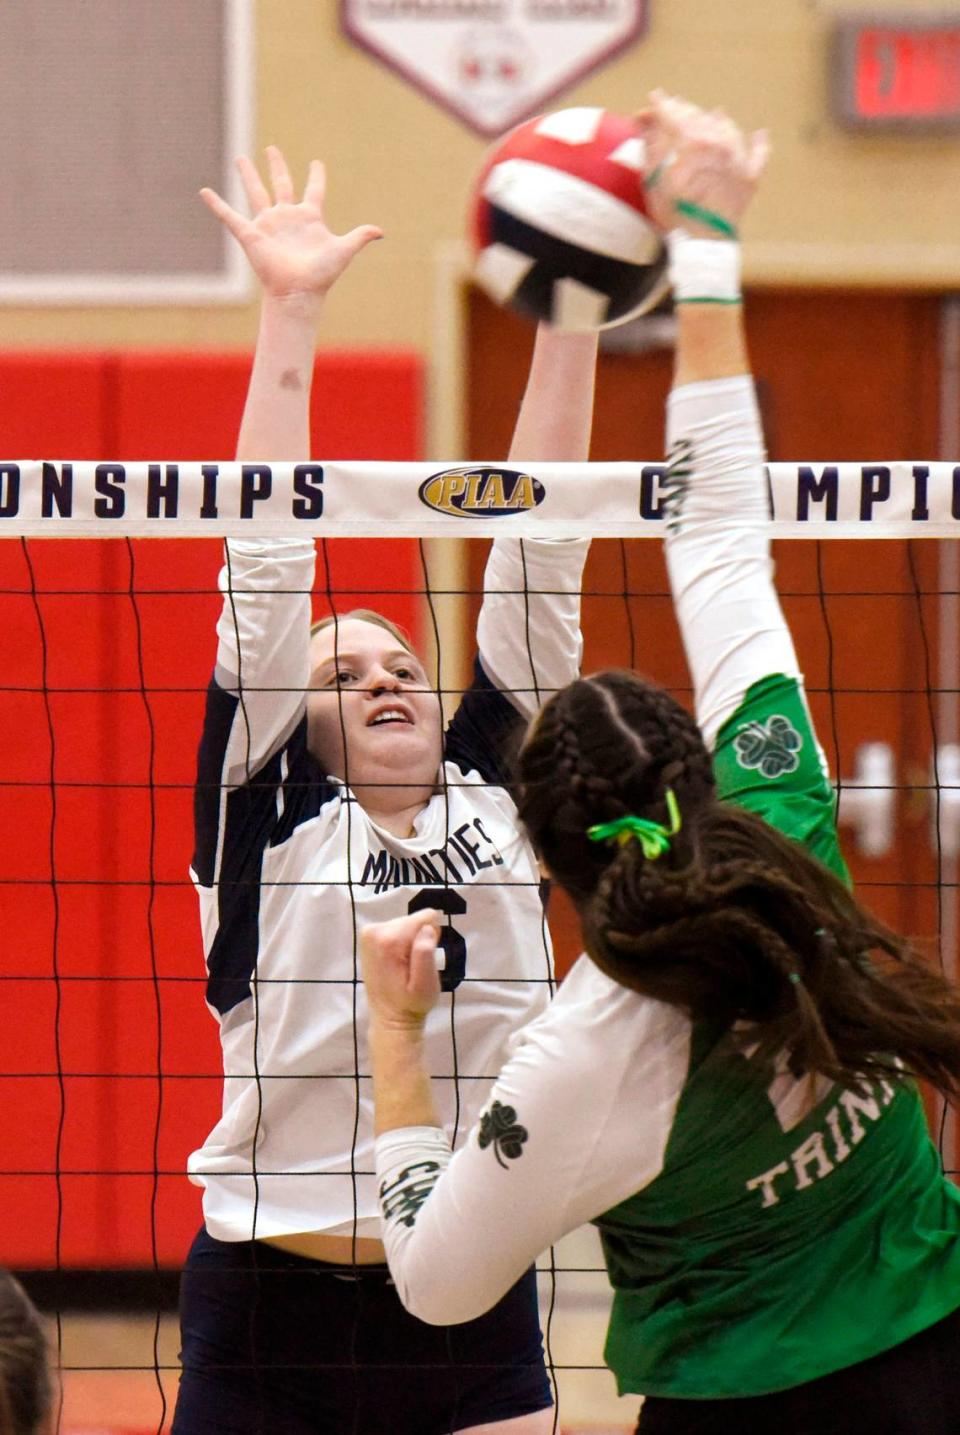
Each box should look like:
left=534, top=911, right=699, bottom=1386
left=587, top=789, right=682, bottom=861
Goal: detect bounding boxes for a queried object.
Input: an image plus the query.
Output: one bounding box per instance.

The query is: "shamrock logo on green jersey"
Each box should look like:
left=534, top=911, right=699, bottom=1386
left=733, top=714, right=802, bottom=779
left=478, top=1100, right=528, bottom=1169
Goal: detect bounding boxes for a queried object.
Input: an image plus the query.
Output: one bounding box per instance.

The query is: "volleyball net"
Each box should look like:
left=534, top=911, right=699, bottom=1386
left=2, top=458, right=959, bottom=1429
left=4, top=457, right=959, bottom=536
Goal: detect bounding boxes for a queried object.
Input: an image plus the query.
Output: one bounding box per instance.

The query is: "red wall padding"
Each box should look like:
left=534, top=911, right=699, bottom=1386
left=0, top=348, right=424, bottom=1266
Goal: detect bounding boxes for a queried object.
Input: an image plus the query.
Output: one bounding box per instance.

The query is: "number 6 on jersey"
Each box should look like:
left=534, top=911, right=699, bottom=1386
left=408, top=888, right=467, bottom=992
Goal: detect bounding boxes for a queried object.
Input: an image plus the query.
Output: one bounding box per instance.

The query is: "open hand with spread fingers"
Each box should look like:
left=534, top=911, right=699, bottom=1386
left=200, top=145, right=383, bottom=303
left=637, top=90, right=769, bottom=239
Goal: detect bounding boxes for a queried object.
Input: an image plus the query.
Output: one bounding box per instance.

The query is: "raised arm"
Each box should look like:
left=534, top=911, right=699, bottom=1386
left=474, top=326, right=597, bottom=722
left=197, top=151, right=381, bottom=784
left=202, top=147, right=382, bottom=462
left=645, top=95, right=845, bottom=874
left=635, top=95, right=783, bottom=747
left=506, top=325, right=598, bottom=465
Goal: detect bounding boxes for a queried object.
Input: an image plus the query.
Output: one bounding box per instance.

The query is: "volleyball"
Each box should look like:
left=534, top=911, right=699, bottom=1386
left=469, top=106, right=668, bottom=332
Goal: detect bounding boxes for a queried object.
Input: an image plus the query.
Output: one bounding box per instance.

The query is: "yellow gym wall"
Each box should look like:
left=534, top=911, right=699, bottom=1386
left=2, top=0, right=959, bottom=358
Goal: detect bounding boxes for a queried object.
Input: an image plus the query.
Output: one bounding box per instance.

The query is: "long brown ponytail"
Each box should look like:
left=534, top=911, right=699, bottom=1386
left=517, top=670, right=960, bottom=1097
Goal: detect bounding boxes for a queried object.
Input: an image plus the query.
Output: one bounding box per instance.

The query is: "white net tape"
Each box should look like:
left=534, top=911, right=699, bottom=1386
left=1, top=459, right=957, bottom=537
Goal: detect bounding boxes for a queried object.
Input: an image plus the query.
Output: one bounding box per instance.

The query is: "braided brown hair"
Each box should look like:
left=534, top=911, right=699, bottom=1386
left=0, top=1272, right=51, bottom=1435
left=518, top=670, right=960, bottom=1097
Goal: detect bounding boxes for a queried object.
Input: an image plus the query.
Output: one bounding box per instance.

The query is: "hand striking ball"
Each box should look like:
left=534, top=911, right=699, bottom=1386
left=469, top=106, right=668, bottom=332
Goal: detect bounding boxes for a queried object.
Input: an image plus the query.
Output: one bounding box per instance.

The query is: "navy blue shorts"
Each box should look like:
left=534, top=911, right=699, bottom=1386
left=171, top=1227, right=552, bottom=1435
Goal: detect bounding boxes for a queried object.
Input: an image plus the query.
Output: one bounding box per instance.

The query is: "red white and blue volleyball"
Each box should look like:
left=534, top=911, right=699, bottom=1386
left=470, top=107, right=668, bottom=331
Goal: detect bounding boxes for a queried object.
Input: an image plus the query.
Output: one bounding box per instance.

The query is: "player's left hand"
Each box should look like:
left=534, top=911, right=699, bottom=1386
left=361, top=910, right=443, bottom=1029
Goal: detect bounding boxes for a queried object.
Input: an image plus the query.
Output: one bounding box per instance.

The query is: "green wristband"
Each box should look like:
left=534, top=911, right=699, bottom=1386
left=674, top=295, right=743, bottom=305
left=674, top=199, right=738, bottom=239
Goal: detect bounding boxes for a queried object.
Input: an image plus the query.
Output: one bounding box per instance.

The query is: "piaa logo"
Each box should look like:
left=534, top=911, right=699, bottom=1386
left=419, top=466, right=544, bottom=518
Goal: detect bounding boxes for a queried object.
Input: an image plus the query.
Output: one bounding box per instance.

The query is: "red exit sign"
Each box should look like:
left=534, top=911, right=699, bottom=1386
left=832, top=15, right=960, bottom=128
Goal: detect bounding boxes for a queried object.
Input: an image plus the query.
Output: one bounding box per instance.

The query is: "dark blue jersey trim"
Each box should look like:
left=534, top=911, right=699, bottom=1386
left=193, top=679, right=240, bottom=888
left=205, top=762, right=279, bottom=1016
left=193, top=678, right=338, bottom=1017
left=270, top=716, right=338, bottom=848
left=444, top=657, right=527, bottom=787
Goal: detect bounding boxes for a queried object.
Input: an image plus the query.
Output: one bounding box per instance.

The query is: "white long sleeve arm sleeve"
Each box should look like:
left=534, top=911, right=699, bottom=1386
left=664, top=376, right=802, bottom=749
left=213, top=538, right=316, bottom=786
left=476, top=537, right=589, bottom=720
left=375, top=960, right=691, bottom=1325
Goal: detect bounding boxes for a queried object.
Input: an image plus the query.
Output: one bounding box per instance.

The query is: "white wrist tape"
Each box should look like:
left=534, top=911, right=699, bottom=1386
left=667, top=230, right=742, bottom=304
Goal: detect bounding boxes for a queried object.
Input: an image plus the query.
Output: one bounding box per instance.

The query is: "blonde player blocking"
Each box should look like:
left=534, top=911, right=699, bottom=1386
left=173, top=148, right=599, bottom=1434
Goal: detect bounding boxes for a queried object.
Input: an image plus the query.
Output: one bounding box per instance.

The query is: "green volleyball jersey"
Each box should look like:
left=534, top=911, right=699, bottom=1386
left=598, top=673, right=960, bottom=1398
left=376, top=377, right=960, bottom=1396
left=712, top=673, right=849, bottom=884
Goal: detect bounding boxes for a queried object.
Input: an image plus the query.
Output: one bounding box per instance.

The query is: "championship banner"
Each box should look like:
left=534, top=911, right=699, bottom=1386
left=340, top=1, right=650, bottom=136
left=2, top=460, right=959, bottom=538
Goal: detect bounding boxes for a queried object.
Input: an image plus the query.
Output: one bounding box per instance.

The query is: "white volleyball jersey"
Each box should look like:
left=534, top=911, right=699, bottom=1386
left=188, top=535, right=588, bottom=1241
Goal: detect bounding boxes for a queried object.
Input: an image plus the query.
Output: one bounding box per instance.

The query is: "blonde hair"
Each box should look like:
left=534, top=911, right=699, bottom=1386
left=309, top=608, right=415, bottom=654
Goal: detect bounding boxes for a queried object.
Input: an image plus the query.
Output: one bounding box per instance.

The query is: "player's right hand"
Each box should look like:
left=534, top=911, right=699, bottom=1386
left=200, top=146, right=383, bottom=302
left=361, top=909, right=443, bottom=1030
left=636, top=91, right=769, bottom=239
